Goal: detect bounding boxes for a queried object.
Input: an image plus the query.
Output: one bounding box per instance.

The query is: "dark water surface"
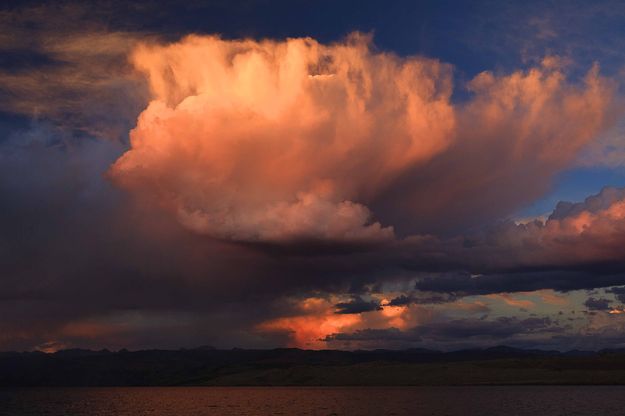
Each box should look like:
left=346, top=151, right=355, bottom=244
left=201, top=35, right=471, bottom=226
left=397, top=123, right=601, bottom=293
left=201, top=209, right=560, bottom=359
left=1, top=386, right=624, bottom=415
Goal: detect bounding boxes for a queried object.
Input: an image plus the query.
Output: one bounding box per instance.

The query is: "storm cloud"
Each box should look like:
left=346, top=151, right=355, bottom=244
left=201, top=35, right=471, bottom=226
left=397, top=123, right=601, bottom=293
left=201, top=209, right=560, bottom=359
left=2, top=1, right=625, bottom=352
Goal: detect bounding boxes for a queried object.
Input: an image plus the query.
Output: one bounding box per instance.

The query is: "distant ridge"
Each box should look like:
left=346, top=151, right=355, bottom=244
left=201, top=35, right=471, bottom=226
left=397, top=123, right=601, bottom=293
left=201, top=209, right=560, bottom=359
left=2, top=346, right=625, bottom=386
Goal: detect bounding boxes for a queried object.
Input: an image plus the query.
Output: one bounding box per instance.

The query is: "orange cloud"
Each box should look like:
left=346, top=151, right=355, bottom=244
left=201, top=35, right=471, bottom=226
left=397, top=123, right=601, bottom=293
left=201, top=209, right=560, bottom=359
left=257, top=296, right=430, bottom=348
left=61, top=321, right=125, bottom=339
left=379, top=303, right=413, bottom=329
left=110, top=35, right=615, bottom=244
left=35, top=341, right=70, bottom=354
left=110, top=34, right=455, bottom=242
left=448, top=300, right=491, bottom=313
left=257, top=298, right=362, bottom=348
left=486, top=293, right=535, bottom=309
left=380, top=58, right=615, bottom=235
left=535, top=290, right=569, bottom=306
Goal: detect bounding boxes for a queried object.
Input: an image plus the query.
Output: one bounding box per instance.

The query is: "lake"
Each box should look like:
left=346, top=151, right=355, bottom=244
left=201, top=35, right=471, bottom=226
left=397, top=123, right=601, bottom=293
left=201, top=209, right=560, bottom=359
left=1, top=386, right=624, bottom=415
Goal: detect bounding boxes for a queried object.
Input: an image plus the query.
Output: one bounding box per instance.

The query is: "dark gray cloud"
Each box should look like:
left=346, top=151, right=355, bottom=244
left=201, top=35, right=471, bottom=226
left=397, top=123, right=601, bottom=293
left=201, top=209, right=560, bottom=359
left=550, top=187, right=625, bottom=220
left=584, top=297, right=612, bottom=311
left=607, top=286, right=625, bottom=304
left=417, top=317, right=560, bottom=341
left=387, top=295, right=412, bottom=307
left=325, top=327, right=419, bottom=343
left=414, top=270, right=625, bottom=296
left=387, top=293, right=458, bottom=306
left=0, top=124, right=322, bottom=350
left=324, top=316, right=564, bottom=350
left=334, top=297, right=382, bottom=314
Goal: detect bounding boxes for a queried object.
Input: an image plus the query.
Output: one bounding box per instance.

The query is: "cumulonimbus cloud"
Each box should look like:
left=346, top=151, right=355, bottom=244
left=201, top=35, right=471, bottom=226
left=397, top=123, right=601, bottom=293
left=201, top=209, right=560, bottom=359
left=109, top=33, right=455, bottom=242
left=110, top=34, right=615, bottom=244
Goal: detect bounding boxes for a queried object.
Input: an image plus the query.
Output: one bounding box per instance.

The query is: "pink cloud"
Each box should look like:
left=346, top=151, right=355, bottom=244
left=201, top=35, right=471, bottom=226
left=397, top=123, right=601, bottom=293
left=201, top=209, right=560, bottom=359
left=110, top=35, right=616, bottom=245
left=110, top=34, right=454, bottom=242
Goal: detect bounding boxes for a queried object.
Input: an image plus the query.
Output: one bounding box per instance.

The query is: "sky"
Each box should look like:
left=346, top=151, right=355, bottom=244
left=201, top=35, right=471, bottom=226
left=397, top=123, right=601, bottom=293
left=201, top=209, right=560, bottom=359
left=3, top=0, right=625, bottom=352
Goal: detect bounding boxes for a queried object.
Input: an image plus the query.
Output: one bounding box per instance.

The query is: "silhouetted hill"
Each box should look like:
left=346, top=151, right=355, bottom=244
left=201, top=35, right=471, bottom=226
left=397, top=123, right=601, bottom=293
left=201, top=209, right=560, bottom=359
left=2, top=346, right=625, bottom=386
